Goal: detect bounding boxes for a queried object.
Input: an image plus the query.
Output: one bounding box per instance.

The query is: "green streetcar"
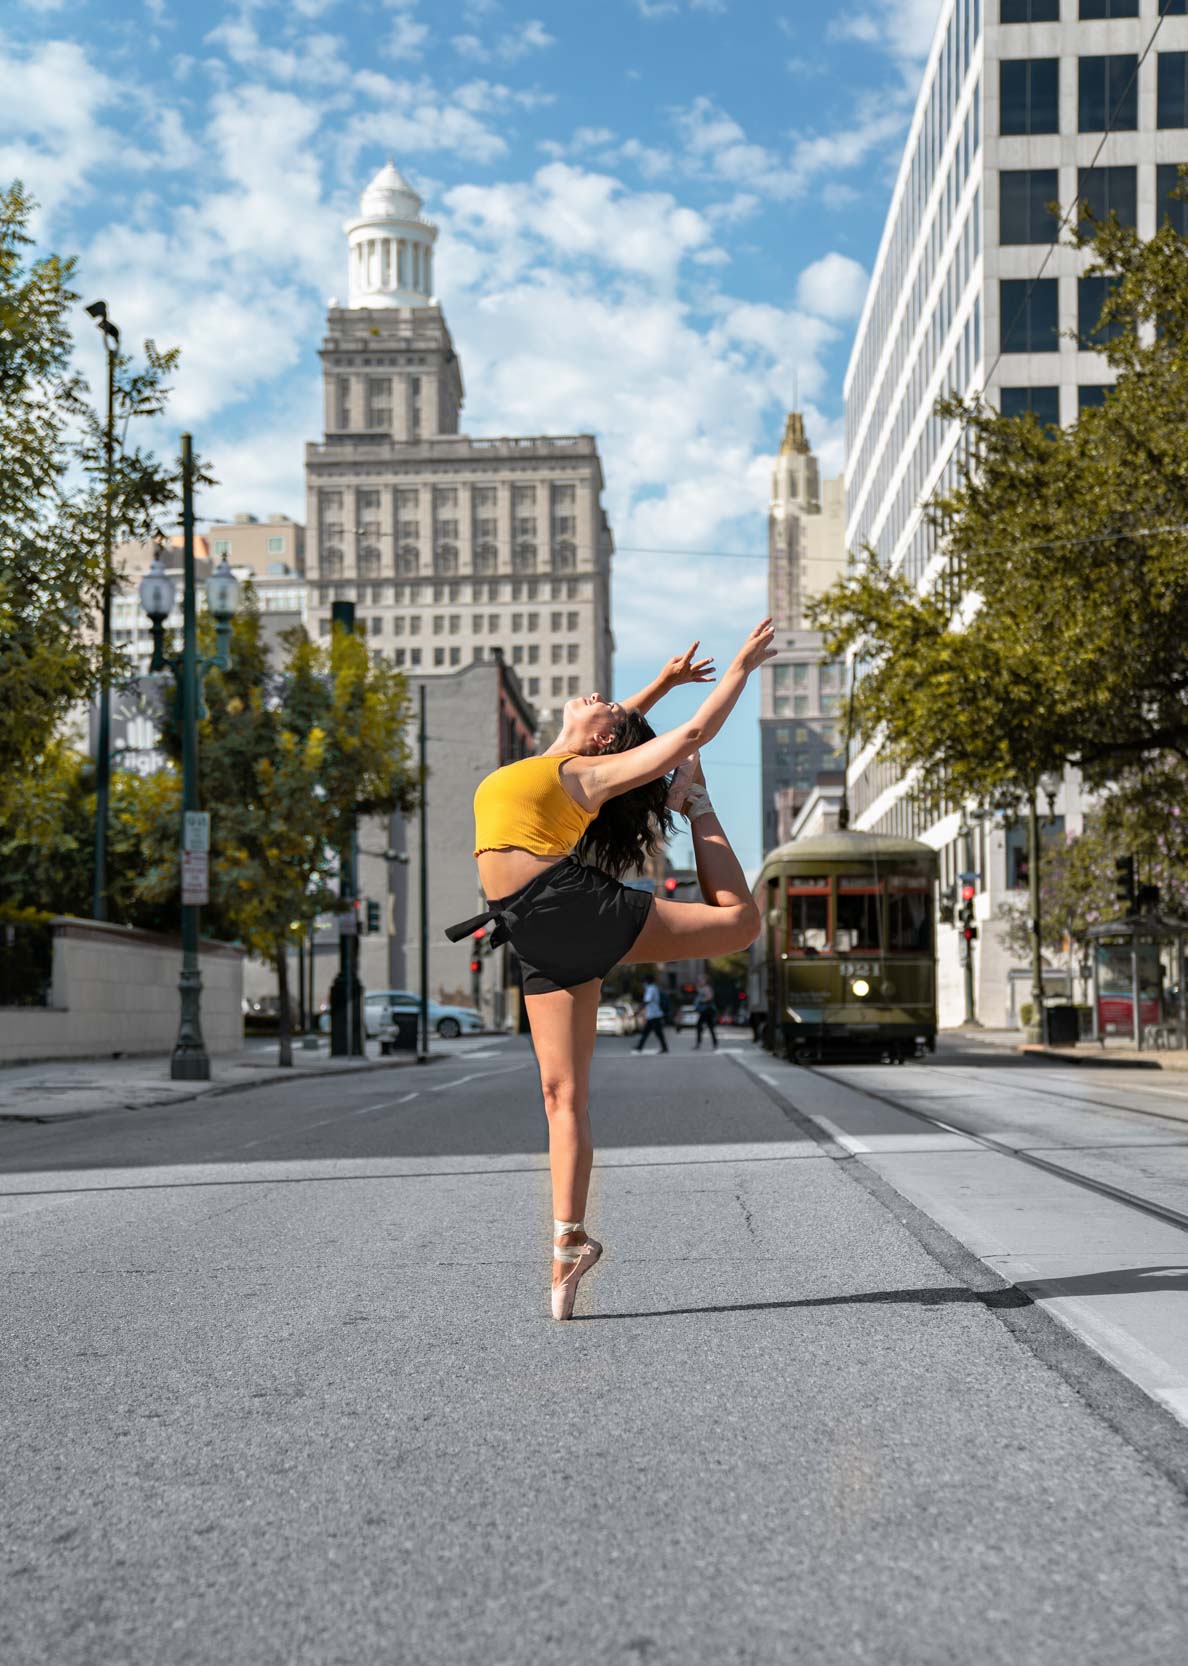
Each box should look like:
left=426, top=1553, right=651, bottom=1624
left=751, top=831, right=939, bottom=1064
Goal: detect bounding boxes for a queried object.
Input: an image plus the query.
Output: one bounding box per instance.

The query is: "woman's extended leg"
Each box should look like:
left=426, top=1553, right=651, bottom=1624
left=524, top=978, right=602, bottom=1290
left=623, top=764, right=761, bottom=965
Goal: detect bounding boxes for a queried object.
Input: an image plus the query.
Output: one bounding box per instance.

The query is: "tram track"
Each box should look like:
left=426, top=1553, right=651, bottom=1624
left=916, top=1059, right=1188, bottom=1133
left=812, top=1062, right=1188, bottom=1239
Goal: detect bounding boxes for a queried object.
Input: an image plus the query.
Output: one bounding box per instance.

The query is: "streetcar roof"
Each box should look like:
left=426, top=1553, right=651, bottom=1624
left=761, top=831, right=939, bottom=867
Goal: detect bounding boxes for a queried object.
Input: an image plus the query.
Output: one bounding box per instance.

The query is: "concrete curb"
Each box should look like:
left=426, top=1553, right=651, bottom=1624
left=0, top=1052, right=441, bottom=1125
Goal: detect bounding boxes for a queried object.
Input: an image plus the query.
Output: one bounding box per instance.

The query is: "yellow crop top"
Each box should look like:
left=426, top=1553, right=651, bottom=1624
left=473, top=753, right=594, bottom=857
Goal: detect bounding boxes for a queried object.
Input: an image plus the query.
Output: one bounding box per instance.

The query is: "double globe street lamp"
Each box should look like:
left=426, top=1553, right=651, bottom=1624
left=138, top=434, right=241, bottom=1080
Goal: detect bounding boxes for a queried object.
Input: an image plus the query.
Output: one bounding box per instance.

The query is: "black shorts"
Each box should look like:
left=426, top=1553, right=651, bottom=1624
left=445, top=857, right=653, bottom=997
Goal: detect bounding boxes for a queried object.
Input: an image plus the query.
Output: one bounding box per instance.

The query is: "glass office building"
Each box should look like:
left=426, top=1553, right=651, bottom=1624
left=843, top=0, right=1188, bottom=1024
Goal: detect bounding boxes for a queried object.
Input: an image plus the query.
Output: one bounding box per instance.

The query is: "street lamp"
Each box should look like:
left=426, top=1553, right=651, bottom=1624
left=138, top=435, right=239, bottom=1080
left=86, top=299, right=120, bottom=922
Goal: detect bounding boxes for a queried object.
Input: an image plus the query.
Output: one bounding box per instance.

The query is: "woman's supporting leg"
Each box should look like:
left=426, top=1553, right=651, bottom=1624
left=524, top=978, right=602, bottom=1286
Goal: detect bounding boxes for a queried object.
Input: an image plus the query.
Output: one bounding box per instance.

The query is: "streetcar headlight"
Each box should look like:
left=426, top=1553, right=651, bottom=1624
left=851, top=978, right=871, bottom=999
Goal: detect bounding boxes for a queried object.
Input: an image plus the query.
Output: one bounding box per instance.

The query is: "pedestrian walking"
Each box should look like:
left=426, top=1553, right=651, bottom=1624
left=445, top=623, right=774, bottom=1319
left=634, top=977, right=669, bottom=1054
left=693, top=974, right=718, bottom=1050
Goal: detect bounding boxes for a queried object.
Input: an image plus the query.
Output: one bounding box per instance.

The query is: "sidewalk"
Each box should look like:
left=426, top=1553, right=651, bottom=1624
left=0, top=1037, right=427, bottom=1122
left=945, top=1025, right=1182, bottom=1070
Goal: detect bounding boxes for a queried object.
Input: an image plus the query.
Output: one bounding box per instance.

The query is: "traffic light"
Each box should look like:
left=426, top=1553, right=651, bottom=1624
left=961, top=882, right=976, bottom=905
left=1115, top=855, right=1136, bottom=910
left=365, top=899, right=381, bottom=934
left=940, top=883, right=957, bottom=925
left=469, top=959, right=481, bottom=976
left=664, top=876, right=678, bottom=894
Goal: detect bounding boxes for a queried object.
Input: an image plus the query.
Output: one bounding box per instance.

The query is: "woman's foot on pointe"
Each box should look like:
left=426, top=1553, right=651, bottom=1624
left=665, top=752, right=700, bottom=814
left=551, top=1220, right=603, bottom=1320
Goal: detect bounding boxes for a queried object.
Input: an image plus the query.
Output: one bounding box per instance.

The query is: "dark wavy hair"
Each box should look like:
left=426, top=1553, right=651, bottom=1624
left=574, top=707, right=676, bottom=879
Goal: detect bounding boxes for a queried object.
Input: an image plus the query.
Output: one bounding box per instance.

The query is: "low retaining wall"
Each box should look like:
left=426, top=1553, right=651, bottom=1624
left=0, top=918, right=244, bottom=1065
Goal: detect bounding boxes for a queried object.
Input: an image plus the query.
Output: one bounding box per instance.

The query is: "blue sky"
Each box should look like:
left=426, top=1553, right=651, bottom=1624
left=3, top=0, right=941, bottom=870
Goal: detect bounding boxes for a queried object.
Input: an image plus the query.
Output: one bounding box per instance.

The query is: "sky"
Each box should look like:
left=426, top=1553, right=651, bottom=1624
left=4, top=0, right=942, bottom=871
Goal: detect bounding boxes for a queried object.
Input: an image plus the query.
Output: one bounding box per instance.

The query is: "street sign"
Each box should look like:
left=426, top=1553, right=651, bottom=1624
left=181, top=850, right=209, bottom=905
left=184, top=811, right=210, bottom=853
left=337, top=909, right=358, bottom=937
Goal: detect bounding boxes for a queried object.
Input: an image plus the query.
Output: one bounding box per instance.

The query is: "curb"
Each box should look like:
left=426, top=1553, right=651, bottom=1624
left=0, top=1052, right=441, bottom=1125
left=1016, top=1045, right=1163, bottom=1071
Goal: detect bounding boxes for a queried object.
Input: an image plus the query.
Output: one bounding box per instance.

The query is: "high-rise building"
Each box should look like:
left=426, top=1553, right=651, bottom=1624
left=308, top=162, right=615, bottom=1013
left=305, top=163, right=614, bottom=732
left=759, top=413, right=847, bottom=853
left=207, top=514, right=306, bottom=576
left=843, top=0, right=1188, bottom=1026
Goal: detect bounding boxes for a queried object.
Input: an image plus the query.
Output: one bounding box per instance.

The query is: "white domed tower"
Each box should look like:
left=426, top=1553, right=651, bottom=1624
left=345, top=161, right=438, bottom=309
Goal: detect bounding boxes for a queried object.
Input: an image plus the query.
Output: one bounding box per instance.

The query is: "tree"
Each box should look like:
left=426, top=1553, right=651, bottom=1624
left=0, top=180, right=185, bottom=840
left=133, top=601, right=418, bottom=1066
left=811, top=186, right=1188, bottom=802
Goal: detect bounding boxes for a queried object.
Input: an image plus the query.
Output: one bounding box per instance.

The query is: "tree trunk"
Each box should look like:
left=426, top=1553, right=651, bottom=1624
left=275, top=943, right=293, bottom=1068
left=1027, top=788, right=1044, bottom=1045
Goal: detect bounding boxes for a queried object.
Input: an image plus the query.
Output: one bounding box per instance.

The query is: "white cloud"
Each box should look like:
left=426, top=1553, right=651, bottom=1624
left=830, top=0, right=942, bottom=76
left=795, top=251, right=869, bottom=321
left=444, top=162, right=710, bottom=283
left=452, top=19, right=555, bottom=63
left=387, top=12, right=430, bottom=60
left=676, top=94, right=912, bottom=203
left=343, top=76, right=514, bottom=165
left=203, top=17, right=351, bottom=85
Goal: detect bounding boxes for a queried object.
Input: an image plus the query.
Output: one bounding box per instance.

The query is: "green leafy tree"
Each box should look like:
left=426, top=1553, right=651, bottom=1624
left=1, top=180, right=186, bottom=859
left=132, top=601, right=418, bottom=1065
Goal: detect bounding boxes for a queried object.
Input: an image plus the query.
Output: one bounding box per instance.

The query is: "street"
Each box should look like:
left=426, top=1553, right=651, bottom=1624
left=6, top=1035, right=1188, bottom=1665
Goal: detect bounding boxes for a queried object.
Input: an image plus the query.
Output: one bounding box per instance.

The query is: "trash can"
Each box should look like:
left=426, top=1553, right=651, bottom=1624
left=380, top=1014, right=419, bottom=1054
left=1043, top=1005, right=1079, bottom=1047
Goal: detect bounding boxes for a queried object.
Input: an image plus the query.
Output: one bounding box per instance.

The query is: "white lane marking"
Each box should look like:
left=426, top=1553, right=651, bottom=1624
left=759, top=1072, right=778, bottom=1086
left=351, top=1091, right=420, bottom=1115
left=428, top=1065, right=527, bottom=1093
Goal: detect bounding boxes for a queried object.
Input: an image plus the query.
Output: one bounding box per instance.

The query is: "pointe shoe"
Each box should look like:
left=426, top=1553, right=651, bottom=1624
left=665, top=752, right=700, bottom=814
left=551, top=1218, right=603, bottom=1321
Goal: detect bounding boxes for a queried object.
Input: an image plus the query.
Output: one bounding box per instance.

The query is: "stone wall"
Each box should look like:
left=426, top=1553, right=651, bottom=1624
left=0, top=918, right=244, bottom=1065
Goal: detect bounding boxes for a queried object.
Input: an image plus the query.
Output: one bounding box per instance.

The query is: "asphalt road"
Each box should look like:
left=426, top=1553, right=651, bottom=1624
left=5, top=1032, right=1188, bottom=1666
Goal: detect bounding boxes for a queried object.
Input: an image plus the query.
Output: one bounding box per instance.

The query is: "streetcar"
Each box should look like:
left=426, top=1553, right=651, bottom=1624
left=750, top=831, right=939, bottom=1064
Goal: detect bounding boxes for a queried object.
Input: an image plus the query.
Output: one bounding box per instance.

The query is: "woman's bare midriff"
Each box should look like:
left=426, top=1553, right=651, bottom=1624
left=476, top=847, right=569, bottom=902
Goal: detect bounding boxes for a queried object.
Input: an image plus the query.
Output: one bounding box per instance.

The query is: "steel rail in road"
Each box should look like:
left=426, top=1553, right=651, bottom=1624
left=800, top=1063, right=1188, bottom=1240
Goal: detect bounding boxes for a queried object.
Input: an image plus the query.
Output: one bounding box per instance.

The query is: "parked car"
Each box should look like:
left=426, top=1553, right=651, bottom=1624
left=365, top=989, right=484, bottom=1039
left=596, top=1003, right=633, bottom=1037
left=613, top=1001, right=639, bottom=1035
left=674, top=1004, right=701, bottom=1032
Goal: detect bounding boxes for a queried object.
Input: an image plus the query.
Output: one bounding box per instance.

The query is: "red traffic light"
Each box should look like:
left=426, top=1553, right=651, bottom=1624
left=471, top=928, right=485, bottom=942
left=469, top=959, right=481, bottom=975
left=962, top=925, right=977, bottom=942
left=664, top=876, right=678, bottom=893
left=961, top=883, right=976, bottom=902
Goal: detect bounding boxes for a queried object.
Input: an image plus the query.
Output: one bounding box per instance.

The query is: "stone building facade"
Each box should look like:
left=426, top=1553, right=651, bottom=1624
left=758, top=414, right=848, bottom=854
left=305, top=163, right=614, bottom=738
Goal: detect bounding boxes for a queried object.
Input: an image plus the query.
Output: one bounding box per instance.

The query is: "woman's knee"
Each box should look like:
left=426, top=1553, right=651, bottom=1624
left=539, top=1075, right=584, bottom=1119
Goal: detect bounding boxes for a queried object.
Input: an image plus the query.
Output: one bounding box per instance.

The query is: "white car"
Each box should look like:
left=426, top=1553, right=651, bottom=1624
left=364, top=989, right=484, bottom=1039
left=596, top=1003, right=633, bottom=1037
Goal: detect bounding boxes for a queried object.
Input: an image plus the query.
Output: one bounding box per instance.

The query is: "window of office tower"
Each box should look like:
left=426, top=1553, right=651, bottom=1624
left=1080, top=0, right=1137, bottom=15
left=366, top=379, right=392, bottom=429
left=1157, top=163, right=1188, bottom=232
left=358, top=488, right=380, bottom=541
left=1001, top=0, right=1059, bottom=18
left=1000, top=169, right=1060, bottom=243
left=1078, top=166, right=1137, bottom=236
left=1160, top=53, right=1188, bottom=128
left=1000, top=278, right=1060, bottom=352
left=1001, top=59, right=1059, bottom=133
left=1080, top=55, right=1139, bottom=132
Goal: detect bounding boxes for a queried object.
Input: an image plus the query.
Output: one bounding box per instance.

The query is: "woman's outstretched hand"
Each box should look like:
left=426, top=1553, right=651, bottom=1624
left=732, top=618, right=777, bottom=675
left=662, top=641, right=716, bottom=689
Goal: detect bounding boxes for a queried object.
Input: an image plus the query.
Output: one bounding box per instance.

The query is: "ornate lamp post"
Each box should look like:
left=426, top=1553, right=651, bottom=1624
left=85, top=299, right=120, bottom=921
left=139, top=435, right=240, bottom=1080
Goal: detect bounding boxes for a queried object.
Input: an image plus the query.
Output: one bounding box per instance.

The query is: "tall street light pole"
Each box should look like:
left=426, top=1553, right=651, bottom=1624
left=418, top=682, right=429, bottom=1062
left=86, top=300, right=120, bottom=921
left=139, top=435, right=241, bottom=1082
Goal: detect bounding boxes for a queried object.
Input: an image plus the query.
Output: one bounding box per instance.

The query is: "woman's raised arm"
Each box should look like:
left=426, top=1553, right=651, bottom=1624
left=618, top=641, right=716, bottom=716
left=574, top=619, right=775, bottom=807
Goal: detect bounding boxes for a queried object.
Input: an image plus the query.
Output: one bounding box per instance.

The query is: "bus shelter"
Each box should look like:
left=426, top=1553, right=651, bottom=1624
left=1083, top=913, right=1188, bottom=1049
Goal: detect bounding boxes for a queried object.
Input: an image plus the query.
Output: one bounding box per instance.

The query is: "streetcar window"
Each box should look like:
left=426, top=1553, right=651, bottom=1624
left=888, top=875, right=932, bottom=952
left=836, top=876, right=881, bottom=952
left=786, top=878, right=829, bottom=953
